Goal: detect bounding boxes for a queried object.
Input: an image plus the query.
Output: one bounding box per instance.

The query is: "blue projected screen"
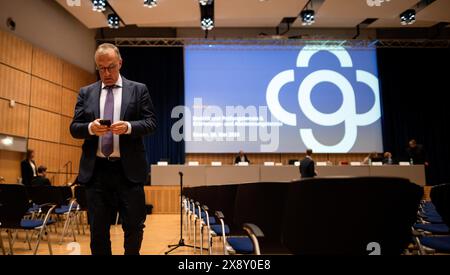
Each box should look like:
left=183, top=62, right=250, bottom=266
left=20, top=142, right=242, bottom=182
left=182, top=44, right=383, bottom=153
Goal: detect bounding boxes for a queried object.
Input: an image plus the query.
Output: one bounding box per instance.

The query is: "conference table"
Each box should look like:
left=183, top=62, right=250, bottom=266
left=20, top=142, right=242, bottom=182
left=150, top=164, right=426, bottom=186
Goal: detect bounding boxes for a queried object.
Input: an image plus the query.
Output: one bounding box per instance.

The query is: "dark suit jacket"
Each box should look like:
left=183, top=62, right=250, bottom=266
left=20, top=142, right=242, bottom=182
left=234, top=155, right=250, bottom=164
left=70, top=77, right=157, bottom=184
left=21, top=159, right=37, bottom=186
left=31, top=176, right=51, bottom=186
left=299, top=157, right=316, bottom=178
left=406, top=145, right=426, bottom=164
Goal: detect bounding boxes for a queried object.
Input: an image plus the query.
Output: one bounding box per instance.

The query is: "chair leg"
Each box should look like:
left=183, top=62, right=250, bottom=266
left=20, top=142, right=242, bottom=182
left=187, top=214, right=191, bottom=240
left=60, top=213, right=70, bottom=244
left=208, top=228, right=212, bottom=255
left=115, top=212, right=120, bottom=225
left=33, top=226, right=46, bottom=255
left=71, top=215, right=77, bottom=242
left=25, top=230, right=32, bottom=250
left=193, top=219, right=197, bottom=253
left=200, top=224, right=203, bottom=255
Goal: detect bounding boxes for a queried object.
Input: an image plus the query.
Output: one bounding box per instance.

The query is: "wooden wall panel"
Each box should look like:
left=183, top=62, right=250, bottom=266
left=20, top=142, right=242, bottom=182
left=31, top=48, right=63, bottom=85
left=0, top=98, right=29, bottom=137
left=144, top=186, right=180, bottom=214
left=27, top=139, right=60, bottom=173
left=0, top=30, right=32, bottom=72
left=0, top=150, right=23, bottom=184
left=186, top=153, right=370, bottom=165
left=61, top=88, right=78, bottom=118
left=0, top=64, right=31, bottom=104
left=60, top=116, right=83, bottom=146
left=59, top=144, right=81, bottom=174
left=28, top=108, right=61, bottom=143
left=30, top=76, right=62, bottom=113
left=62, top=61, right=96, bottom=91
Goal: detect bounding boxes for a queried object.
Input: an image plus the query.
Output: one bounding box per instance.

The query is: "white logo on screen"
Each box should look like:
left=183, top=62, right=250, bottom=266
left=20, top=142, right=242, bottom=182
left=266, top=46, right=381, bottom=153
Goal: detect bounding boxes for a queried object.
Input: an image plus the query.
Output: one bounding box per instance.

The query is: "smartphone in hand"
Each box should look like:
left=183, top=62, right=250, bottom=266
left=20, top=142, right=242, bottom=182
left=99, top=119, right=111, bottom=127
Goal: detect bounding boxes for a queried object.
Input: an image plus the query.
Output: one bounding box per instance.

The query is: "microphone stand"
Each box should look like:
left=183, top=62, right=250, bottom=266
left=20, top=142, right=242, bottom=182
left=165, top=172, right=197, bottom=254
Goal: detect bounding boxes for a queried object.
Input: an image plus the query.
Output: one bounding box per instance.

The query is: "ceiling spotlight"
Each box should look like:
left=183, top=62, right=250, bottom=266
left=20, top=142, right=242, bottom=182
left=300, top=9, right=315, bottom=26
left=144, top=0, right=158, bottom=8
left=201, top=17, right=214, bottom=30
left=400, top=9, right=416, bottom=25
left=92, top=0, right=106, bottom=12
left=108, top=13, right=120, bottom=29
left=199, top=0, right=213, bottom=6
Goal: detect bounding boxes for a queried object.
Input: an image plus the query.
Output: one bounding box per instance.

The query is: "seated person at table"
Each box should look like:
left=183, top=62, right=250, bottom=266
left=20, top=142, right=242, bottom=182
left=31, top=165, right=51, bottom=186
left=362, top=152, right=378, bottom=164
left=299, top=149, right=317, bottom=178
left=234, top=150, right=250, bottom=164
left=382, top=152, right=395, bottom=165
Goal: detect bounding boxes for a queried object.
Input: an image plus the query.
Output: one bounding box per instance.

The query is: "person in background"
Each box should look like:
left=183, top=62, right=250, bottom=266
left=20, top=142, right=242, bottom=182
left=362, top=152, right=378, bottom=165
left=300, top=149, right=317, bottom=178
left=406, top=139, right=427, bottom=165
left=234, top=150, right=250, bottom=164
left=31, top=165, right=51, bottom=186
left=20, top=149, right=37, bottom=186
left=382, top=152, right=394, bottom=165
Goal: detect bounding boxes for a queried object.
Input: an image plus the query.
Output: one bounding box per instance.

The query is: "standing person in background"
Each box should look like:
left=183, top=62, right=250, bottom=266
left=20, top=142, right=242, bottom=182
left=300, top=149, right=317, bottom=178
left=70, top=43, right=157, bottom=255
left=406, top=139, right=427, bottom=165
left=20, top=149, right=37, bottom=186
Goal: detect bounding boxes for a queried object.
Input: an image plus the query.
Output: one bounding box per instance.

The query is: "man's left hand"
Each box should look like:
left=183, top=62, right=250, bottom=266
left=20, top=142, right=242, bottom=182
left=111, top=121, right=129, bottom=135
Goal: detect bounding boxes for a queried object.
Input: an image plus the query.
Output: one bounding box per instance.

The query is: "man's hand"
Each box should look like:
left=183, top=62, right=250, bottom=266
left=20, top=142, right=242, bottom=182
left=90, top=118, right=110, bottom=136
left=111, top=121, right=129, bottom=135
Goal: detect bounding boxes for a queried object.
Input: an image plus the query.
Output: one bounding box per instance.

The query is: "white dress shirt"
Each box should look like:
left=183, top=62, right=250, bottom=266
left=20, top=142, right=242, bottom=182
left=88, top=75, right=132, bottom=158
left=29, top=161, right=37, bottom=177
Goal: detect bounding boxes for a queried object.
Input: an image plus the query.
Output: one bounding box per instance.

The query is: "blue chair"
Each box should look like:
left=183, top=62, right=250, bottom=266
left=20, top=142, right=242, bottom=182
left=415, top=183, right=450, bottom=254
left=0, top=184, right=56, bottom=255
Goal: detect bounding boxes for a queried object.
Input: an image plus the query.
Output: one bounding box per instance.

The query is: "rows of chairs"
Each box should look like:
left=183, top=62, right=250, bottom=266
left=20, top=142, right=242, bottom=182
left=0, top=184, right=88, bottom=255
left=183, top=176, right=423, bottom=255
left=413, top=183, right=450, bottom=254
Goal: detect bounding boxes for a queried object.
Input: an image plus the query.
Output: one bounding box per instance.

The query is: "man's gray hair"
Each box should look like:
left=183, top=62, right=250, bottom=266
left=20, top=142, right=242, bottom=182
left=95, top=43, right=122, bottom=60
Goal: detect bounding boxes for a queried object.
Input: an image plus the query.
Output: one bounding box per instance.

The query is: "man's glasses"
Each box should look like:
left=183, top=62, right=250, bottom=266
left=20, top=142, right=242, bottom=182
left=96, top=63, right=118, bottom=73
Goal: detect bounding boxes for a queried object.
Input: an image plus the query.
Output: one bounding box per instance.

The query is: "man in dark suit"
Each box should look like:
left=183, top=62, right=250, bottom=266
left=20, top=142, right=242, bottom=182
left=406, top=139, right=427, bottom=165
left=234, top=150, right=250, bottom=164
left=20, top=149, right=37, bottom=186
left=299, top=149, right=317, bottom=178
left=70, top=43, right=156, bottom=255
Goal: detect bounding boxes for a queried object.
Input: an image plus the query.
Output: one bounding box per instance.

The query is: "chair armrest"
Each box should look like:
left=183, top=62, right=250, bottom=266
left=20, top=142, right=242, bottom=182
left=215, top=211, right=225, bottom=220
left=243, top=223, right=265, bottom=238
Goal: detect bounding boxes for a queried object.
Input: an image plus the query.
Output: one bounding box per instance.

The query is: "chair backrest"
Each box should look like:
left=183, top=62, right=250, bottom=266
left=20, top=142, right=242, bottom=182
left=282, top=177, right=423, bottom=255
left=74, top=185, right=88, bottom=210
left=430, top=183, right=450, bottom=226
left=203, top=185, right=239, bottom=225
left=58, top=186, right=73, bottom=202
left=232, top=182, right=290, bottom=240
left=0, top=184, right=29, bottom=228
left=26, top=186, right=62, bottom=206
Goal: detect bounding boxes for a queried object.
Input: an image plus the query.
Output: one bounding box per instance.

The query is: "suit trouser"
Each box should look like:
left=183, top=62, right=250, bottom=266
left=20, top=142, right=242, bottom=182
left=85, top=157, right=146, bottom=255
